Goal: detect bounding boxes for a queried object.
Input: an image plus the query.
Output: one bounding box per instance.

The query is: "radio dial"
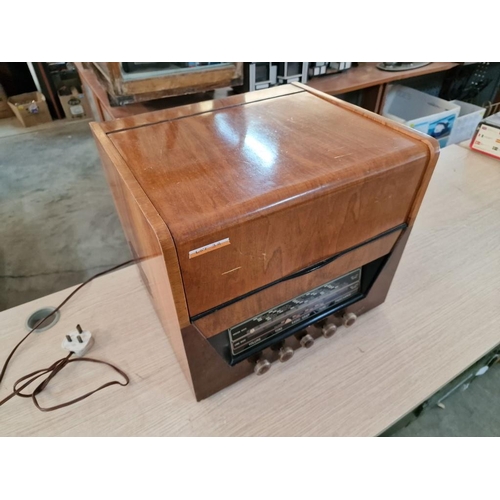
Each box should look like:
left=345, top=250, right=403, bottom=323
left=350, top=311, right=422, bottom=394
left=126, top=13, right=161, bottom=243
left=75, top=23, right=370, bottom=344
left=343, top=312, right=357, bottom=327
left=254, top=357, right=271, bottom=376
left=300, top=334, right=315, bottom=349
left=279, top=346, right=294, bottom=362
left=322, top=324, right=337, bottom=338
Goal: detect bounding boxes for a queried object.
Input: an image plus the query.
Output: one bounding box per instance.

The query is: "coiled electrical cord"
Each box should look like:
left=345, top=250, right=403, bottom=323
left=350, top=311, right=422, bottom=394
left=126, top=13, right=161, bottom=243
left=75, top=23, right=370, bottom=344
left=0, top=259, right=134, bottom=412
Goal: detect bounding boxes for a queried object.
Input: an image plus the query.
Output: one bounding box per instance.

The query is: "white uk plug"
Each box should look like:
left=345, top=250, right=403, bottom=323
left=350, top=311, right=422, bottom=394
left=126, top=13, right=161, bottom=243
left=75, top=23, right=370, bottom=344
left=61, top=325, right=94, bottom=357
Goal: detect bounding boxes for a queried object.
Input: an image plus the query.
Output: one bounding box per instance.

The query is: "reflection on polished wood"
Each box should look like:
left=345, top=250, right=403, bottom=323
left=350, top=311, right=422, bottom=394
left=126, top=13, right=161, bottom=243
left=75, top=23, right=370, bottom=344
left=100, top=84, right=303, bottom=132
left=108, top=88, right=432, bottom=316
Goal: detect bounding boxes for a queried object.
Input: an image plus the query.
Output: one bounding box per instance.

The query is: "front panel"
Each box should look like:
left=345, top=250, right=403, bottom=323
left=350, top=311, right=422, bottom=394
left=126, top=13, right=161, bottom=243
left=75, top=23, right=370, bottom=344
left=184, top=228, right=414, bottom=401
left=207, top=253, right=388, bottom=365
left=228, top=267, right=362, bottom=358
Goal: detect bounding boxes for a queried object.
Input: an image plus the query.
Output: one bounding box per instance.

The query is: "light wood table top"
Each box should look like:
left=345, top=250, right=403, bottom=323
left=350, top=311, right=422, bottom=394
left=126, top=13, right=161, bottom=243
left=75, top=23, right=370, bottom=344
left=1, top=145, right=499, bottom=436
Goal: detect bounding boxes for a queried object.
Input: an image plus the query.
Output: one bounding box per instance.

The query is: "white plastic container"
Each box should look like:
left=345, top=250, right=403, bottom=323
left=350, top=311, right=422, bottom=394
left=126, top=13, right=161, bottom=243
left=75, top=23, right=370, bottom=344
left=447, top=100, right=485, bottom=145
left=382, top=85, right=460, bottom=147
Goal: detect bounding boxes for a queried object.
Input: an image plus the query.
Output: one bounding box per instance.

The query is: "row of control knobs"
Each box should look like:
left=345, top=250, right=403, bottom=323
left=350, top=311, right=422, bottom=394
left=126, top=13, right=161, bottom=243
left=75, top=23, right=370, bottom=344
left=254, top=312, right=357, bottom=375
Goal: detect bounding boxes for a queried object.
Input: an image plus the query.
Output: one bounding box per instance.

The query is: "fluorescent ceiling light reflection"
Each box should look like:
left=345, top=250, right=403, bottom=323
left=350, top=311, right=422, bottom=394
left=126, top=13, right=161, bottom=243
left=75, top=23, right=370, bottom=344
left=214, top=114, right=239, bottom=147
left=243, top=133, right=277, bottom=168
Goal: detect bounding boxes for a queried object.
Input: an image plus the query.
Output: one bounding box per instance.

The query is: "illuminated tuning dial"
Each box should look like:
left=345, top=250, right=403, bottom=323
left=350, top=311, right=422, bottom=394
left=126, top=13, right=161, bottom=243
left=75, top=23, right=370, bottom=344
left=254, top=357, right=271, bottom=376
left=278, top=346, right=294, bottom=362
left=300, top=334, right=315, bottom=349
left=322, top=323, right=337, bottom=338
left=343, top=312, right=357, bottom=327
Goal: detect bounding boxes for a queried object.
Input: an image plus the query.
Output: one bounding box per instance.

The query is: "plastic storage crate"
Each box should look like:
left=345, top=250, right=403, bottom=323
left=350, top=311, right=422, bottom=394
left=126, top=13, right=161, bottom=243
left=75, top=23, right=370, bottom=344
left=447, top=100, right=485, bottom=145
left=383, top=85, right=460, bottom=148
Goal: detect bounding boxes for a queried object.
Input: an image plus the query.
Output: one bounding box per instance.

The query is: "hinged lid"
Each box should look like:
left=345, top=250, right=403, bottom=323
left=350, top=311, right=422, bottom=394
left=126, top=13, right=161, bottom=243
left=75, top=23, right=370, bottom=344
left=106, top=85, right=433, bottom=317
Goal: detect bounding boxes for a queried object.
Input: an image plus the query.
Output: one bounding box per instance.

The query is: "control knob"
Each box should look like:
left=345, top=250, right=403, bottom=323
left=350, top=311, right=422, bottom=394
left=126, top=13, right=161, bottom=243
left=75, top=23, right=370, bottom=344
left=343, top=312, right=357, bottom=327
left=278, top=346, right=294, bottom=362
left=322, top=323, right=337, bottom=338
left=300, top=334, right=315, bottom=349
left=254, top=357, right=271, bottom=376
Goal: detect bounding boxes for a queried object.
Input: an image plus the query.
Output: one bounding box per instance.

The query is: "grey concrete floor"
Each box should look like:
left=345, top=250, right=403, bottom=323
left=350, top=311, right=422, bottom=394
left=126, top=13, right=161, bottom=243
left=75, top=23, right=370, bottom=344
left=0, top=119, right=131, bottom=311
left=0, top=118, right=498, bottom=436
left=393, top=362, right=500, bottom=436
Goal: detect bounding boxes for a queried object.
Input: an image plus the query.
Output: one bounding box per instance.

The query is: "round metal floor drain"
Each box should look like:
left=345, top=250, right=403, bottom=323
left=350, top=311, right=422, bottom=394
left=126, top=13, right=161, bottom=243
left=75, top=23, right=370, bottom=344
left=26, top=307, right=60, bottom=332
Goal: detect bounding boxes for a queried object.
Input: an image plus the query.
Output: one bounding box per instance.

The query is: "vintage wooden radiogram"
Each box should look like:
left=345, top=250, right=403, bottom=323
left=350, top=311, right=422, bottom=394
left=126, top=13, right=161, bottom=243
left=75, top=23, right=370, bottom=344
left=91, top=83, right=439, bottom=400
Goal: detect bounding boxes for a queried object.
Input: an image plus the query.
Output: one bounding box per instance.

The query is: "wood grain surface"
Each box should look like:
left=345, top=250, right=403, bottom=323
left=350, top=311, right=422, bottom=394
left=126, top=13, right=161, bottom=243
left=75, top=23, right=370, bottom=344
left=90, top=124, right=190, bottom=325
left=1, top=145, right=499, bottom=436
left=99, top=84, right=303, bottom=133
left=90, top=125, right=192, bottom=387
left=195, top=228, right=402, bottom=338
left=107, top=87, right=430, bottom=316
left=295, top=83, right=440, bottom=226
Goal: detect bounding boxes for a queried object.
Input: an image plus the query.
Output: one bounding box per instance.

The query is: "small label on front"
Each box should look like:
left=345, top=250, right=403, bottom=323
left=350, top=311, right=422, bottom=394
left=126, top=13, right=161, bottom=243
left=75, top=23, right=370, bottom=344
left=189, top=238, right=230, bottom=259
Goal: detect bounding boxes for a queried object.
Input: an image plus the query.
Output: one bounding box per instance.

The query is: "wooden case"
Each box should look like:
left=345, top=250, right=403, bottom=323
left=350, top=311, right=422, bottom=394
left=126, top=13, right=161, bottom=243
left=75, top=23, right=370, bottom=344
left=91, top=83, right=439, bottom=400
left=88, top=62, right=243, bottom=106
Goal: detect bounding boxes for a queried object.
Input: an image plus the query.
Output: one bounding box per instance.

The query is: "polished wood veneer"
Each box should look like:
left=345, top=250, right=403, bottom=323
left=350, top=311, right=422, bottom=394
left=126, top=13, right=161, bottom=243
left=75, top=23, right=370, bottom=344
left=108, top=89, right=429, bottom=316
left=195, top=228, right=402, bottom=338
left=91, top=84, right=439, bottom=400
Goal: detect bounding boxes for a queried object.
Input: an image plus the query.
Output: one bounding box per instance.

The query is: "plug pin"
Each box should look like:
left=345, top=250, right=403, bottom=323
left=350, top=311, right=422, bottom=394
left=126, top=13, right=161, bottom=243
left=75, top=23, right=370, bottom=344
left=66, top=335, right=72, bottom=342
left=76, top=324, right=83, bottom=334
left=77, top=335, right=83, bottom=343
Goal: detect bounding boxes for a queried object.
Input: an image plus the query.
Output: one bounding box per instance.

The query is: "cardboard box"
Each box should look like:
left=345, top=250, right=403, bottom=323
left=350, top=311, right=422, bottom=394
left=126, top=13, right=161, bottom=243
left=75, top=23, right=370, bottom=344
left=58, top=86, right=92, bottom=120
left=382, top=85, right=460, bottom=148
left=447, top=100, right=485, bottom=145
left=7, top=91, right=52, bottom=127
left=0, top=84, right=14, bottom=119
left=470, top=113, right=500, bottom=160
